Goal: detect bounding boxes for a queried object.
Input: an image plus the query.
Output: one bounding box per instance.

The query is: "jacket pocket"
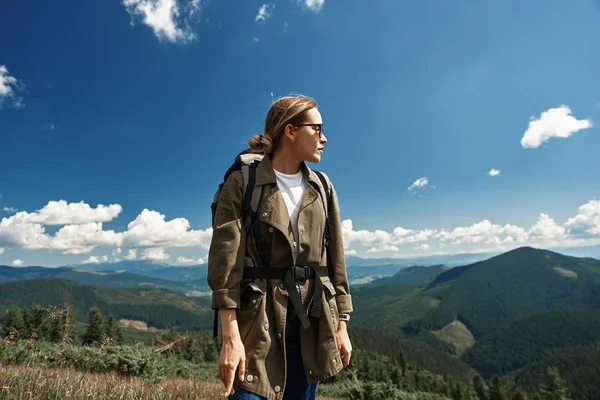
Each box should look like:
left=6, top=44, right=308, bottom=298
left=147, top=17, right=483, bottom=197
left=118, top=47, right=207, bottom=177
left=237, top=282, right=265, bottom=343
left=322, top=280, right=339, bottom=332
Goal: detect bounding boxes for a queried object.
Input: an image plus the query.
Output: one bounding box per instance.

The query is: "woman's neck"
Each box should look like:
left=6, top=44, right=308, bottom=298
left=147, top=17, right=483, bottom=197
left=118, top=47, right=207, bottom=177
left=271, top=150, right=302, bottom=175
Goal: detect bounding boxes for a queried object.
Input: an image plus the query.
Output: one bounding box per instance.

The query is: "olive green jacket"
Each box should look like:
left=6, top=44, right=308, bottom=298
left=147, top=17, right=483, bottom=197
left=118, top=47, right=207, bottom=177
left=207, top=155, right=353, bottom=399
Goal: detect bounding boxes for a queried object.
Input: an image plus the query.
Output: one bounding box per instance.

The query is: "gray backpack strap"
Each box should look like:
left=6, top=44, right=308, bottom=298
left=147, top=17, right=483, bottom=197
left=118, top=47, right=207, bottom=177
left=314, top=171, right=331, bottom=215
left=313, top=171, right=332, bottom=250
left=241, top=164, right=261, bottom=234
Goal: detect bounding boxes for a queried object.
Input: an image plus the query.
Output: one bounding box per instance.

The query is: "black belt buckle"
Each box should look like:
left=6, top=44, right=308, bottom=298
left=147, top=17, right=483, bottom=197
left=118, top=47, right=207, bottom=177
left=291, top=266, right=310, bottom=282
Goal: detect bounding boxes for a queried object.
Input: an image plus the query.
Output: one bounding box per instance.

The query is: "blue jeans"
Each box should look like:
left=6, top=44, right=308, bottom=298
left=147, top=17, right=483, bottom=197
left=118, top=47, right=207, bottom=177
left=229, top=302, right=318, bottom=400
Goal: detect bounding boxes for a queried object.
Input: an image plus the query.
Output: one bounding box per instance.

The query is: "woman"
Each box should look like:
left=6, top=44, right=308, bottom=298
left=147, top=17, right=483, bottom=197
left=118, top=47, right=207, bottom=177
left=207, top=95, right=353, bottom=400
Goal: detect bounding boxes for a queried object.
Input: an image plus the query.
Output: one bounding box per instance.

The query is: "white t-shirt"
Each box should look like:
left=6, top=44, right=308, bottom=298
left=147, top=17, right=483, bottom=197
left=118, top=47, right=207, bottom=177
left=273, top=168, right=307, bottom=244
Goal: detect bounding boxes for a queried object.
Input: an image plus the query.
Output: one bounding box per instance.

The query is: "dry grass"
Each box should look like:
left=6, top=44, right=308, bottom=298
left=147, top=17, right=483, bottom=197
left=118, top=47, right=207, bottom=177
left=0, top=365, right=343, bottom=400
left=432, top=320, right=476, bottom=356
left=553, top=266, right=578, bottom=279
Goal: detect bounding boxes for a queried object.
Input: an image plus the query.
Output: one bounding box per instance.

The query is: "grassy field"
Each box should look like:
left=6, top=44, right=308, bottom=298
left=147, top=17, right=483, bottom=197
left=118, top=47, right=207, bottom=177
left=0, top=365, right=343, bottom=400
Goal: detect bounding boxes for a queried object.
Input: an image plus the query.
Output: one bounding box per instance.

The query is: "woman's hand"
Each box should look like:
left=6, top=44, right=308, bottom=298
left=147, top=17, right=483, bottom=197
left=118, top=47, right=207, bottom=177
left=336, top=321, right=352, bottom=367
left=218, top=309, right=246, bottom=397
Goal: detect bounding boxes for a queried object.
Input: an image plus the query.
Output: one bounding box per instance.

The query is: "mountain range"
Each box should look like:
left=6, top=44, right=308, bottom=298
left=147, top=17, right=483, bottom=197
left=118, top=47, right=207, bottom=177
left=2, top=245, right=600, bottom=398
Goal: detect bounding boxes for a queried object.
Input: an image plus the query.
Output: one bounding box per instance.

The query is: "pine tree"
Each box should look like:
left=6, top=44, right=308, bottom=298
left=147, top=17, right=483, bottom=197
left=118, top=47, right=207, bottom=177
left=473, top=375, right=488, bottom=400
left=105, top=315, right=123, bottom=343
left=452, top=381, right=464, bottom=400
left=539, top=366, right=567, bottom=400
left=62, top=293, right=77, bottom=344
left=512, top=387, right=528, bottom=400
left=51, top=300, right=77, bottom=344
left=29, top=304, right=51, bottom=340
left=83, top=307, right=106, bottom=344
left=392, top=348, right=407, bottom=377
left=2, top=306, right=26, bottom=339
left=489, top=375, right=505, bottom=400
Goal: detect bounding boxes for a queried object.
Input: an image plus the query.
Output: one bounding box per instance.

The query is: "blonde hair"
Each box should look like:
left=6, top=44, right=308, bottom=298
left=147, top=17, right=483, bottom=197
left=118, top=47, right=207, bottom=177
left=248, top=95, right=318, bottom=153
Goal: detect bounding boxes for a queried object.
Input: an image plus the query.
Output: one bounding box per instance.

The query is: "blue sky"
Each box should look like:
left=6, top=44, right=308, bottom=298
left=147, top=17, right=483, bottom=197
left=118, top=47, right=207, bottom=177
left=1, top=0, right=599, bottom=267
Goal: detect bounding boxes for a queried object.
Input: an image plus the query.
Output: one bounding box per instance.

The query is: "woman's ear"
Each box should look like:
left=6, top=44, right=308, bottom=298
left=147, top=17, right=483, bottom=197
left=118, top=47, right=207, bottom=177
left=284, top=124, right=296, bottom=143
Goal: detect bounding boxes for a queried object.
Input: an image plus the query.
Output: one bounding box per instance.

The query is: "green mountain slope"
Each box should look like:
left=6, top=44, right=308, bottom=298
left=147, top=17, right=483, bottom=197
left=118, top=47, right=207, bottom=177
left=364, top=265, right=450, bottom=288
left=68, top=260, right=209, bottom=283
left=349, top=326, right=477, bottom=383
left=0, top=265, right=206, bottom=294
left=511, top=344, right=600, bottom=400
left=420, top=247, right=600, bottom=337
left=462, top=307, right=600, bottom=376
left=0, top=278, right=214, bottom=331
left=352, top=247, right=600, bottom=363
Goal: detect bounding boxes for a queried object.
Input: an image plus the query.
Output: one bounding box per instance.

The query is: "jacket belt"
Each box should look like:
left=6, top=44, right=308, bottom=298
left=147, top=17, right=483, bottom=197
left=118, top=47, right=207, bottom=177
left=243, top=266, right=329, bottom=329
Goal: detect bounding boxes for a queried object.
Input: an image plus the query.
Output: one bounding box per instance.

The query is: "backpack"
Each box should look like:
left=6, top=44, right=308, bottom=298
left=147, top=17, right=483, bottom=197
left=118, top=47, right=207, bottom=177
left=210, top=149, right=333, bottom=337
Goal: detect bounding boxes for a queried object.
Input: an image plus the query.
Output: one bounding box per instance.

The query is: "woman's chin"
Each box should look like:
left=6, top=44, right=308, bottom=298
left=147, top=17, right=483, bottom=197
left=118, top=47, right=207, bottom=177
left=309, top=154, right=322, bottom=163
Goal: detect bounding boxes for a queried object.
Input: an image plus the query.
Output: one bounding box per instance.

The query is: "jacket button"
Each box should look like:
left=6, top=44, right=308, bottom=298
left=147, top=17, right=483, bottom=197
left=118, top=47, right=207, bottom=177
left=262, top=212, right=268, bottom=217
left=308, top=370, right=313, bottom=376
left=268, top=227, right=274, bottom=233
left=293, top=241, right=297, bottom=247
left=264, top=323, right=269, bottom=330
left=274, top=385, right=281, bottom=393
left=246, top=374, right=254, bottom=382
left=277, top=333, right=282, bottom=339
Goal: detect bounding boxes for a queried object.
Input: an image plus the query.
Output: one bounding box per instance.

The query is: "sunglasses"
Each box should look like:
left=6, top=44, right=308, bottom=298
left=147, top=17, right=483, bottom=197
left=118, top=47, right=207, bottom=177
left=293, top=123, right=324, bottom=137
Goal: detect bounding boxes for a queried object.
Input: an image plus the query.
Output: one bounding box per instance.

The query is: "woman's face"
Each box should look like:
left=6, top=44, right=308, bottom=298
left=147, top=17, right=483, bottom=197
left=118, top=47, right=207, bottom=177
left=290, top=107, right=327, bottom=163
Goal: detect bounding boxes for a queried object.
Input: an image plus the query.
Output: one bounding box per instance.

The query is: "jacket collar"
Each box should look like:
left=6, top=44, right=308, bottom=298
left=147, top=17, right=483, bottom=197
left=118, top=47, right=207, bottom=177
left=255, top=153, right=323, bottom=188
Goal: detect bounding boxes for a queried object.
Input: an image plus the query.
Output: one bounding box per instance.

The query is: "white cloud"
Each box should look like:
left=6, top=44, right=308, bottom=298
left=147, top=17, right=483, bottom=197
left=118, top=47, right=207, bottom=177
left=122, top=209, right=212, bottom=249
left=338, top=200, right=600, bottom=256
left=19, top=200, right=122, bottom=225
left=2, top=207, right=17, bottom=213
left=3, top=198, right=600, bottom=260
left=0, top=247, right=4, bottom=255
left=345, top=249, right=357, bottom=256
left=141, top=247, right=169, bottom=260
left=102, top=255, right=108, bottom=262
left=41, top=123, right=55, bottom=131
left=435, top=220, right=528, bottom=246
left=252, top=36, right=261, bottom=43
left=255, top=4, right=275, bottom=22
left=125, top=249, right=137, bottom=260
left=50, top=223, right=122, bottom=254
left=300, top=0, right=325, bottom=11
left=367, top=244, right=399, bottom=253
left=123, top=0, right=202, bottom=43
left=341, top=219, right=435, bottom=253
left=565, top=200, right=600, bottom=236
left=0, top=201, right=121, bottom=254
left=0, top=65, right=24, bottom=109
left=83, top=256, right=100, bottom=264
left=528, top=213, right=565, bottom=240
left=408, top=177, right=433, bottom=191
left=489, top=168, right=501, bottom=177
left=177, top=256, right=205, bottom=264
left=12, top=259, right=23, bottom=267
left=521, top=105, right=592, bottom=149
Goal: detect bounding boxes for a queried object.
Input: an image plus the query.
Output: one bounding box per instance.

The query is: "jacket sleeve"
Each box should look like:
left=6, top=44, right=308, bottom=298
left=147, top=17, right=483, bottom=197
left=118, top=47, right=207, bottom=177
left=327, top=182, right=353, bottom=314
left=207, top=171, right=247, bottom=310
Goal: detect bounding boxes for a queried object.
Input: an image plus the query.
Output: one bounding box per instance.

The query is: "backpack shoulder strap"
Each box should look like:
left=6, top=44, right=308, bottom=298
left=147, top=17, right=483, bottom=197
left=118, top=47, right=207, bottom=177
left=313, top=170, right=332, bottom=249
left=214, top=160, right=263, bottom=340
left=241, top=161, right=263, bottom=234
left=313, top=170, right=331, bottom=214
